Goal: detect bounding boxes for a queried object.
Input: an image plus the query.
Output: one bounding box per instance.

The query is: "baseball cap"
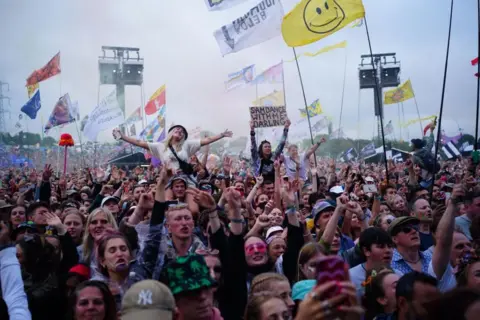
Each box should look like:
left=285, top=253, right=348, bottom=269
left=122, top=280, right=175, bottom=320
left=66, top=189, right=78, bottom=196
left=365, top=176, right=375, bottom=183
left=101, top=196, right=119, bottom=207
left=329, top=186, right=344, bottom=194
left=265, top=226, right=283, bottom=240
left=138, top=179, right=148, bottom=185
left=388, top=216, right=420, bottom=236
left=312, top=201, right=335, bottom=222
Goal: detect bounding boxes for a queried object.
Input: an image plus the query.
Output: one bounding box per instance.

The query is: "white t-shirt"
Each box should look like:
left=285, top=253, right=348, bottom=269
left=349, top=264, right=366, bottom=298
left=148, top=140, right=201, bottom=171
left=283, top=153, right=309, bottom=180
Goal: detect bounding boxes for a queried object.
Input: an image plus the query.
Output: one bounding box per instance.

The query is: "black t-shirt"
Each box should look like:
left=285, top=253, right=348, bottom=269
left=419, top=231, right=434, bottom=251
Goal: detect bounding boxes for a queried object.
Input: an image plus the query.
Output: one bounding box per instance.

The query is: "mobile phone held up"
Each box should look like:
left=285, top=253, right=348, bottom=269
left=112, top=128, right=122, bottom=141
left=363, top=184, right=377, bottom=193
left=313, top=256, right=349, bottom=299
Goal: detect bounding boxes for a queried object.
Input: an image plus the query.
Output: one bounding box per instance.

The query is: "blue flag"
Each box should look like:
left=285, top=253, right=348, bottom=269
left=21, top=90, right=41, bottom=119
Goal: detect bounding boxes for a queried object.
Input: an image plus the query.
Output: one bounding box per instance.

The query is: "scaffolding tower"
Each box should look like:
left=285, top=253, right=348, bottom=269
left=358, top=53, right=401, bottom=142
left=0, top=81, right=11, bottom=135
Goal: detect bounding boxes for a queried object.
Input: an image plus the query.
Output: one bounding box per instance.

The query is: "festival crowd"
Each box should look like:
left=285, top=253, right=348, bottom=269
left=0, top=120, right=479, bottom=320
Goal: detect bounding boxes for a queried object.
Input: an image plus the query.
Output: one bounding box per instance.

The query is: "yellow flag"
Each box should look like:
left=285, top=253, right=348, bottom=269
left=400, top=115, right=436, bottom=128
left=282, top=0, right=365, bottom=47
left=252, top=90, right=285, bottom=106
left=384, top=80, right=414, bottom=105
left=300, top=99, right=323, bottom=118
left=27, top=83, right=39, bottom=98
left=286, top=40, right=347, bottom=62
left=303, top=40, right=347, bottom=57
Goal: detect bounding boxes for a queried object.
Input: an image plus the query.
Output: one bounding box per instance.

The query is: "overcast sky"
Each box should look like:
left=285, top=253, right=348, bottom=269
left=0, top=0, right=478, bottom=144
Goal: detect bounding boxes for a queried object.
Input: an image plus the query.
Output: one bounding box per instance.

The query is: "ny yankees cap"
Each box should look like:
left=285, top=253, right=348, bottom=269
left=121, top=280, right=175, bottom=320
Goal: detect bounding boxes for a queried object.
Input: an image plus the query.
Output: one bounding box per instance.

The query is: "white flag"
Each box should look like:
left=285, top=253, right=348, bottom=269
left=204, top=0, right=248, bottom=11
left=213, top=0, right=284, bottom=56
left=83, top=90, right=124, bottom=141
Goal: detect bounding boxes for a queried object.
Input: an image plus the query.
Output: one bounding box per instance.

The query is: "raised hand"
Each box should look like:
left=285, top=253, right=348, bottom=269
left=223, top=156, right=232, bottom=174
left=225, top=187, right=242, bottom=209
left=45, top=211, right=67, bottom=235
left=255, top=175, right=264, bottom=187
left=264, top=200, right=275, bottom=215
left=42, top=164, right=53, bottom=181
left=255, top=214, right=271, bottom=230
left=284, top=118, right=291, bottom=129
left=100, top=184, right=114, bottom=196
left=96, top=168, right=105, bottom=181
left=222, top=129, right=233, bottom=138
left=250, top=120, right=255, bottom=130
left=186, top=188, right=216, bottom=210
left=138, top=193, right=154, bottom=210
left=336, top=193, right=349, bottom=210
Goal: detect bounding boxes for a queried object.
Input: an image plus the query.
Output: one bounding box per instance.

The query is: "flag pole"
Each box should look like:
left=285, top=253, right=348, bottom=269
left=412, top=86, right=424, bottom=135
left=476, top=0, right=480, bottom=150
left=281, top=60, right=287, bottom=107
left=397, top=104, right=402, bottom=141
left=141, top=84, right=146, bottom=130
left=363, top=17, right=389, bottom=182
left=56, top=128, right=61, bottom=176
left=431, top=0, right=454, bottom=200
left=292, top=47, right=317, bottom=166
left=74, top=120, right=86, bottom=168
left=338, top=48, right=348, bottom=134
left=292, top=48, right=315, bottom=145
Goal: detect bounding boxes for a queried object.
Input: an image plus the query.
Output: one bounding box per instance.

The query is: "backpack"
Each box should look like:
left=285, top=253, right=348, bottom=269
left=419, top=151, right=441, bottom=174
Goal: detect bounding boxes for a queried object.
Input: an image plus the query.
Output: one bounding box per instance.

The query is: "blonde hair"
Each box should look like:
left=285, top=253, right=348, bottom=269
left=81, top=208, right=118, bottom=264
left=250, top=272, right=288, bottom=295
left=165, top=203, right=189, bottom=221
left=163, top=129, right=185, bottom=152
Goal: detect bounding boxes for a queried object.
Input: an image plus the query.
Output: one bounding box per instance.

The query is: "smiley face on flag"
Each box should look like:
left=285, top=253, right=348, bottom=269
left=282, top=0, right=365, bottom=47
left=304, top=0, right=346, bottom=34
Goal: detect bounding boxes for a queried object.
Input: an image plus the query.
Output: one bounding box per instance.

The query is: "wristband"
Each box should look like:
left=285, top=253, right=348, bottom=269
left=286, top=206, right=296, bottom=215
left=230, top=218, right=244, bottom=223
left=203, top=207, right=217, bottom=215
left=357, top=213, right=367, bottom=221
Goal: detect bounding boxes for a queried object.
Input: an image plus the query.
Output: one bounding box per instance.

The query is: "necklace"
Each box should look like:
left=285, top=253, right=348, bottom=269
left=403, top=255, right=421, bottom=264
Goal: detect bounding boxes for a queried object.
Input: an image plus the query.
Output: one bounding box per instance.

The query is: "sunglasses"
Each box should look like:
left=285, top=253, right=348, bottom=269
left=245, top=243, right=267, bottom=256
left=200, top=184, right=212, bottom=191
left=397, top=225, right=419, bottom=235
